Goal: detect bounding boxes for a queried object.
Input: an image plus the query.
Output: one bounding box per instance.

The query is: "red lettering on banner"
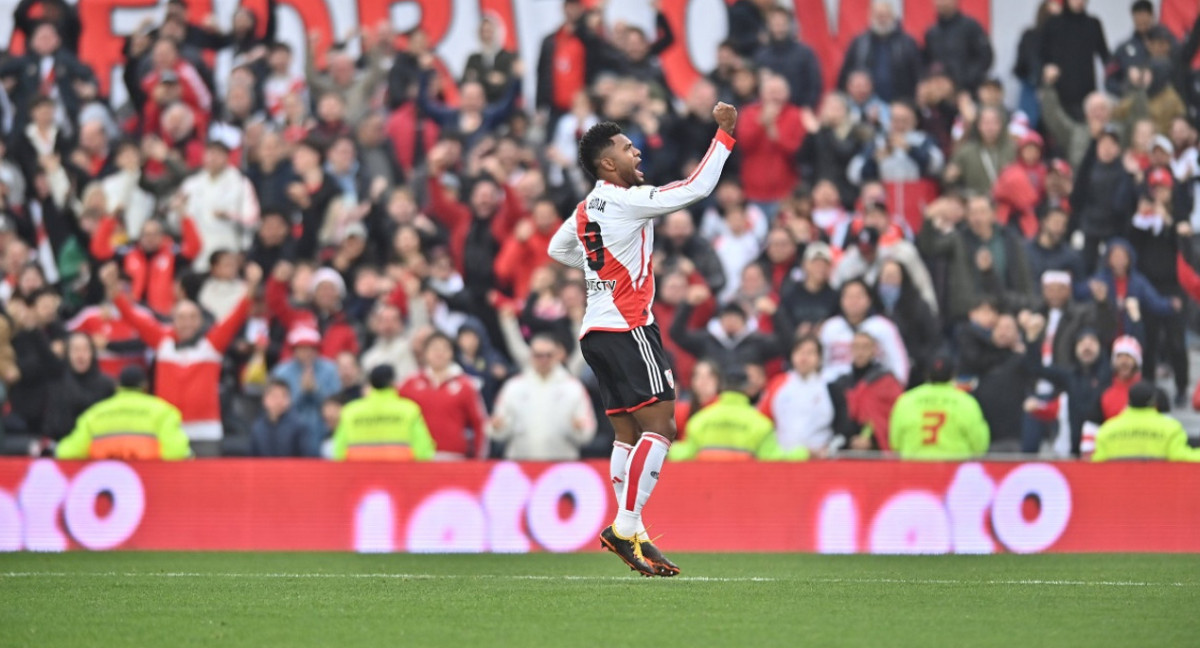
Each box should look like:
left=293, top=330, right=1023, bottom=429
left=479, top=0, right=519, bottom=50
left=791, top=0, right=871, bottom=90
left=77, top=0, right=160, bottom=97
left=359, top=0, right=453, bottom=45
left=659, top=0, right=701, bottom=103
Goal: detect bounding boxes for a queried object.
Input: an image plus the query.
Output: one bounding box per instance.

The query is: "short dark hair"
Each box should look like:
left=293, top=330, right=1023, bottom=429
left=368, top=364, right=396, bottom=389
left=1131, top=1, right=1154, bottom=15
left=791, top=334, right=823, bottom=358
left=578, top=121, right=623, bottom=180
left=266, top=378, right=292, bottom=395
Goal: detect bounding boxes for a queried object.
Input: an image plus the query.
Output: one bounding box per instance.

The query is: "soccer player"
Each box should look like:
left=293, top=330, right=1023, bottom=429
left=548, top=102, right=738, bottom=576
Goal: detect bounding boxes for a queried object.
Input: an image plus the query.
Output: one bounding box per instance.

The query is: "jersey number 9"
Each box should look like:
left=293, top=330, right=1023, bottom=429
left=583, top=222, right=606, bottom=271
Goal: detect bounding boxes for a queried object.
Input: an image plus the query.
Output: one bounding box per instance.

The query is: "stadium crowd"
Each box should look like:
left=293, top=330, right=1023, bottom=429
left=2, top=0, right=1200, bottom=461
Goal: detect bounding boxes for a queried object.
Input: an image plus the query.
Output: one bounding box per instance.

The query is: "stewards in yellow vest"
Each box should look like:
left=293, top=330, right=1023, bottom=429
left=669, top=369, right=809, bottom=461
left=56, top=366, right=191, bottom=460
left=333, top=365, right=435, bottom=461
left=1093, top=382, right=1200, bottom=462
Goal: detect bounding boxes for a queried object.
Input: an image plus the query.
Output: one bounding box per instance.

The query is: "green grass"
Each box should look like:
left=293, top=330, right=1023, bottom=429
left=2, top=553, right=1198, bottom=647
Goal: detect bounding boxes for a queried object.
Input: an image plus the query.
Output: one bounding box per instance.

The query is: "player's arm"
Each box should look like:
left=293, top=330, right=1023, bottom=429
left=547, top=210, right=586, bottom=270
left=617, top=104, right=738, bottom=217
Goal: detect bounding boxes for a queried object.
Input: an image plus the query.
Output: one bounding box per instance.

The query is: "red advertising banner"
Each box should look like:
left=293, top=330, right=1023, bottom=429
left=0, top=459, right=1197, bottom=554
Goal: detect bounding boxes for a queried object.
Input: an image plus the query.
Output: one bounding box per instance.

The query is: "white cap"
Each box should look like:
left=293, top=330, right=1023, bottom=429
left=310, top=267, right=346, bottom=298
left=1152, top=134, right=1174, bottom=156
left=1041, top=270, right=1071, bottom=287
left=1112, top=335, right=1143, bottom=368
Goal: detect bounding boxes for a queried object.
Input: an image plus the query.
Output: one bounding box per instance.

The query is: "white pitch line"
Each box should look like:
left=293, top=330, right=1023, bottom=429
left=0, top=572, right=1193, bottom=587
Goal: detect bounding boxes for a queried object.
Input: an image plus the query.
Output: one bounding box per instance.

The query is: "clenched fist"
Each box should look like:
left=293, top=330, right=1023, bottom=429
left=713, top=102, right=738, bottom=135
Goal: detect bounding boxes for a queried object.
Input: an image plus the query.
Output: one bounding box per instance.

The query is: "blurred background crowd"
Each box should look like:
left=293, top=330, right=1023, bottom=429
left=1, top=0, right=1199, bottom=460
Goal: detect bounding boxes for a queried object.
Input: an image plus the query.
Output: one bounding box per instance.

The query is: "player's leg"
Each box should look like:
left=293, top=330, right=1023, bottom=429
left=582, top=332, right=655, bottom=576
left=623, top=399, right=680, bottom=576
left=607, top=413, right=655, bottom=542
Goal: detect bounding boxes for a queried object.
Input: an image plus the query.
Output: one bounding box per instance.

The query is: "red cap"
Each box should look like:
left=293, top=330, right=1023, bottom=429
left=1050, top=158, right=1072, bottom=177
left=1018, top=131, right=1043, bottom=149
left=1147, top=167, right=1174, bottom=189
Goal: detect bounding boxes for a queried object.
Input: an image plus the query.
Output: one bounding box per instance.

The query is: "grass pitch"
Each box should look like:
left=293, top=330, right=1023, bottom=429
left=2, top=552, right=1197, bottom=647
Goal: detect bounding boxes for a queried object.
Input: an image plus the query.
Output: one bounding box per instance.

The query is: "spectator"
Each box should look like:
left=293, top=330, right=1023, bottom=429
left=198, top=250, right=249, bottom=321
left=250, top=379, right=307, bottom=457
left=737, top=73, right=804, bottom=214
left=711, top=200, right=765, bottom=304
left=1039, top=66, right=1126, bottom=168
left=872, top=260, right=939, bottom=386
left=0, top=22, right=97, bottom=135
left=456, top=320, right=510, bottom=410
left=946, top=106, right=1015, bottom=197
left=1128, top=187, right=1188, bottom=406
left=1092, top=381, right=1200, bottom=462
left=675, top=359, right=720, bottom=440
left=832, top=201, right=939, bottom=313
left=832, top=331, right=905, bottom=450
left=42, top=332, right=114, bottom=442
left=656, top=210, right=726, bottom=294
left=55, top=366, right=189, bottom=460
left=90, top=217, right=201, bottom=317
left=398, top=332, right=489, bottom=460
left=992, top=131, right=1048, bottom=239
left=10, top=97, right=72, bottom=187
left=759, top=335, right=851, bottom=456
left=462, top=16, right=519, bottom=104
left=820, top=278, right=909, bottom=384
left=753, top=7, right=823, bottom=109
left=848, top=101, right=945, bottom=225
left=797, top=94, right=860, bottom=209
left=535, top=0, right=590, bottom=118
left=923, top=0, right=993, bottom=94
left=1089, top=239, right=1175, bottom=343
left=419, top=59, right=522, bottom=152
left=670, top=367, right=806, bottom=461
left=176, top=141, right=261, bottom=271
left=971, top=313, right=1037, bottom=452
left=1012, top=0, right=1058, bottom=126
left=837, top=1, right=921, bottom=103
left=102, top=263, right=259, bottom=455
left=6, top=295, right=63, bottom=436
left=270, top=326, right=340, bottom=457
left=494, top=199, right=560, bottom=302
left=774, top=241, right=837, bottom=344
left=1079, top=335, right=1145, bottom=459
left=304, top=29, right=387, bottom=125
left=490, top=333, right=595, bottom=460
left=265, top=262, right=361, bottom=359
left=333, top=364, right=435, bottom=461
left=843, top=70, right=891, bottom=134
left=1028, top=327, right=1111, bottom=457
left=1039, top=0, right=1109, bottom=121
left=1105, top=1, right=1170, bottom=97
left=360, top=292, right=429, bottom=381
left=1114, top=27, right=1186, bottom=136
left=261, top=43, right=307, bottom=122
left=889, top=353, right=990, bottom=460
left=13, top=0, right=81, bottom=54
left=726, top=0, right=771, bottom=57
left=671, top=286, right=780, bottom=369
left=962, top=195, right=1036, bottom=308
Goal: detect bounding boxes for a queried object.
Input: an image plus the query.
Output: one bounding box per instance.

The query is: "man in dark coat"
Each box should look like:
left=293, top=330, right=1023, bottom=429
left=837, top=1, right=922, bottom=102
left=923, top=0, right=993, bottom=94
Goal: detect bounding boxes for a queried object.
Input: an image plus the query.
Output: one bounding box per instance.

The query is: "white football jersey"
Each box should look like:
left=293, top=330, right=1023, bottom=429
left=549, top=130, right=736, bottom=336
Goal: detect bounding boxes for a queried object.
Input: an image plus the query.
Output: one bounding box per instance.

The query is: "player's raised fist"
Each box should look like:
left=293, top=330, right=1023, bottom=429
left=713, top=102, right=737, bottom=135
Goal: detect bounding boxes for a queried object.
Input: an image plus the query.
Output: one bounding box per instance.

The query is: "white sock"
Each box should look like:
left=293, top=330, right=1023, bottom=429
left=610, top=441, right=650, bottom=541
left=614, top=433, right=670, bottom=539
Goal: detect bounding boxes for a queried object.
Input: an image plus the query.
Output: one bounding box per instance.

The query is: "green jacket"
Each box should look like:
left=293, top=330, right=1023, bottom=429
left=1092, top=407, right=1200, bottom=462
left=56, top=388, right=190, bottom=460
left=669, top=392, right=808, bottom=461
left=889, top=382, right=989, bottom=460
left=949, top=137, right=1015, bottom=196
left=332, top=388, right=435, bottom=461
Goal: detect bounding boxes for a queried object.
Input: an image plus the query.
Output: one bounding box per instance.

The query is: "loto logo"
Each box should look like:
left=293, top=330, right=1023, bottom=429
left=816, top=463, right=1072, bottom=555
left=354, top=462, right=609, bottom=554
left=0, top=460, right=146, bottom=552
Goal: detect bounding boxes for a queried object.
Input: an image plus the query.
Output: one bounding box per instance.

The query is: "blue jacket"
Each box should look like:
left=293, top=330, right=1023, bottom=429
left=1080, top=239, right=1172, bottom=344
left=251, top=410, right=308, bottom=457
left=271, top=358, right=341, bottom=456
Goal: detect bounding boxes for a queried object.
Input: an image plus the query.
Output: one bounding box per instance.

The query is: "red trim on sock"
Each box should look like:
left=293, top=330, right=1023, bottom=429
left=613, top=441, right=633, bottom=450
left=625, top=439, right=652, bottom=511
left=642, top=432, right=670, bottom=446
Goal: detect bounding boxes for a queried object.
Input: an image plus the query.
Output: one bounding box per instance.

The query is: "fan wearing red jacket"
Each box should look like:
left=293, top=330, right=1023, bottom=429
left=737, top=74, right=804, bottom=207
left=265, top=262, right=360, bottom=360
left=992, top=131, right=1047, bottom=239
left=494, top=198, right=559, bottom=302
left=425, top=142, right=524, bottom=275
left=99, top=262, right=260, bottom=453
left=66, top=304, right=146, bottom=378
left=398, top=332, right=489, bottom=460
left=139, top=39, right=212, bottom=137
left=90, top=216, right=201, bottom=317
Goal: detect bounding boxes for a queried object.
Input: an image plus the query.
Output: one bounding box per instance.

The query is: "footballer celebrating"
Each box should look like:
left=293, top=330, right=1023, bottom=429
left=548, top=102, right=738, bottom=576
